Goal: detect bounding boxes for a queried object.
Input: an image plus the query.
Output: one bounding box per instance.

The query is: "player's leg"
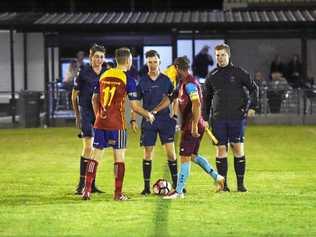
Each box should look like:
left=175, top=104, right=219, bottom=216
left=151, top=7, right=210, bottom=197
left=81, top=128, right=107, bottom=200
left=113, top=148, right=128, bottom=200
left=159, top=117, right=178, bottom=189
left=82, top=148, right=104, bottom=200
left=189, top=129, right=224, bottom=191
left=75, top=107, right=102, bottom=195
left=140, top=127, right=157, bottom=195
left=113, top=129, right=128, bottom=201
left=163, top=142, right=178, bottom=189
left=84, top=138, right=104, bottom=194
left=164, top=131, right=192, bottom=199
left=141, top=146, right=154, bottom=195
left=213, top=120, right=230, bottom=191
left=229, top=119, right=247, bottom=192
left=75, top=105, right=93, bottom=194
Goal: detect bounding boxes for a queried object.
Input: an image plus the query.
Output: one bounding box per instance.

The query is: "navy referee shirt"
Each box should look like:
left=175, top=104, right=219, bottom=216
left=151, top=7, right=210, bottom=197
left=74, top=64, right=107, bottom=108
left=136, top=73, right=174, bottom=118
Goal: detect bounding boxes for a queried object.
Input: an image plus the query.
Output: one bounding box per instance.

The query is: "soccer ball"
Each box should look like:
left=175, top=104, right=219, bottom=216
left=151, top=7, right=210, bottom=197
left=152, top=179, right=172, bottom=195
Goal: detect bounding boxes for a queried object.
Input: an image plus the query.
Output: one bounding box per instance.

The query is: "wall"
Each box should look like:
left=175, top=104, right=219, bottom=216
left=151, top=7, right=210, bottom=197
left=0, top=31, right=12, bottom=92
left=27, top=33, right=44, bottom=91
left=0, top=32, right=60, bottom=100
left=228, top=38, right=301, bottom=79
left=307, top=39, right=316, bottom=81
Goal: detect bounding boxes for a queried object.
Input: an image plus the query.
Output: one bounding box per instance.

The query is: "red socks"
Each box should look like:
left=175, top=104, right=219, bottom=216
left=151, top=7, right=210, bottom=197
left=114, top=162, right=125, bottom=197
left=83, top=159, right=99, bottom=193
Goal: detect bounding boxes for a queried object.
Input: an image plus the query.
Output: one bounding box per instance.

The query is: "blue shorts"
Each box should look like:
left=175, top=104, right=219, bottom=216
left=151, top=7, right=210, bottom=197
left=79, top=106, right=95, bottom=137
left=140, top=117, right=176, bottom=146
left=212, top=119, right=246, bottom=145
left=93, top=129, right=127, bottom=149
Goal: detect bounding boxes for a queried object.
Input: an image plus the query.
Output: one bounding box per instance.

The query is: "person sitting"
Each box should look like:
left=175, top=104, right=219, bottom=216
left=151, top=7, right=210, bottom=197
left=267, top=73, right=289, bottom=113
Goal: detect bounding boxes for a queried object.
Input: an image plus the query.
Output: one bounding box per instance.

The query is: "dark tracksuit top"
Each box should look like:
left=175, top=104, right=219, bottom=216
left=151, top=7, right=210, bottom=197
left=202, top=63, right=258, bottom=122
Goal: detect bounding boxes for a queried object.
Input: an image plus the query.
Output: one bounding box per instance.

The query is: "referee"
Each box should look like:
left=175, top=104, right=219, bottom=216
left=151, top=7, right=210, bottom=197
left=203, top=43, right=258, bottom=192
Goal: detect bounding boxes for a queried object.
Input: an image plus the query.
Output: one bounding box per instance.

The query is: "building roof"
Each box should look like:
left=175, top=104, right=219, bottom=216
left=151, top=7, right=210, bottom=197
left=0, top=9, right=315, bottom=32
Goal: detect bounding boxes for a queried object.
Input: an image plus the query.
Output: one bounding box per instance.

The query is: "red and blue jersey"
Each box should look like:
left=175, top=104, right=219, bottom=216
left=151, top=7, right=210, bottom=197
left=178, top=74, right=204, bottom=131
left=94, top=68, right=137, bottom=130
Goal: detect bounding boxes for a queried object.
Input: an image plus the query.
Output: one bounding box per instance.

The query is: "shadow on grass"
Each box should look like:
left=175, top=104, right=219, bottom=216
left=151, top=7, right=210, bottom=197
left=0, top=192, right=115, bottom=206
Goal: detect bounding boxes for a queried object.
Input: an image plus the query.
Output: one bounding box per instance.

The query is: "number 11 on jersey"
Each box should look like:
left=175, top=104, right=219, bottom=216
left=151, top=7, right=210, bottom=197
left=102, top=86, right=116, bottom=108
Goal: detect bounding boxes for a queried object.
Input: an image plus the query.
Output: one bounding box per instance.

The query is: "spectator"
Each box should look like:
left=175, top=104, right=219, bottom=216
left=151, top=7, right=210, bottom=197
left=270, top=55, right=286, bottom=81
left=64, top=59, right=78, bottom=89
left=192, top=45, right=214, bottom=78
left=254, top=71, right=268, bottom=114
left=76, top=51, right=85, bottom=68
left=287, top=54, right=302, bottom=88
left=267, top=73, right=289, bottom=113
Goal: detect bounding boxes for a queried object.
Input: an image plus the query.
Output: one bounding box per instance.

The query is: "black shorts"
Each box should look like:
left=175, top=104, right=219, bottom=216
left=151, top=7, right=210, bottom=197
left=79, top=106, right=95, bottom=137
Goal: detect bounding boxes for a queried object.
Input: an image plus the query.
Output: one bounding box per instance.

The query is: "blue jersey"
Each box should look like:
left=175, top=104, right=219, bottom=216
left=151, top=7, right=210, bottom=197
left=136, top=73, right=174, bottom=118
left=74, top=64, right=107, bottom=107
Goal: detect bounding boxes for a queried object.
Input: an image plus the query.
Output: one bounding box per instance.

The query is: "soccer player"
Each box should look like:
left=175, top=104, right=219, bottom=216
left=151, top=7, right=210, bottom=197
left=203, top=44, right=258, bottom=192
left=71, top=44, right=106, bottom=195
left=153, top=56, right=225, bottom=199
left=132, top=50, right=179, bottom=195
left=81, top=47, right=155, bottom=201
left=163, top=63, right=178, bottom=88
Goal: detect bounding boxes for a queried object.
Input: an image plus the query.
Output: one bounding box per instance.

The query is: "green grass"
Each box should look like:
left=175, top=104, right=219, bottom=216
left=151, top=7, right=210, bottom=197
left=0, top=125, right=316, bottom=237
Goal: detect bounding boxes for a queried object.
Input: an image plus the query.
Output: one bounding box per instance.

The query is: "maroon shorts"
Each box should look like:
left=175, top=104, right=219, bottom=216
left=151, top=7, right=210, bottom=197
left=179, top=128, right=204, bottom=156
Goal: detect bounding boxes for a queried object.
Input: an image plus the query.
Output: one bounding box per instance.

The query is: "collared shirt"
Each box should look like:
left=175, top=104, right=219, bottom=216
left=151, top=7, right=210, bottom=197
left=74, top=64, right=107, bottom=107
left=137, top=73, right=174, bottom=118
left=203, top=63, right=258, bottom=121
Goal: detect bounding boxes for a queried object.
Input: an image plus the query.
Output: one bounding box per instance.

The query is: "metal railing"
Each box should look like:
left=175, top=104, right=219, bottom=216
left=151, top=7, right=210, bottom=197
left=257, top=87, right=316, bottom=115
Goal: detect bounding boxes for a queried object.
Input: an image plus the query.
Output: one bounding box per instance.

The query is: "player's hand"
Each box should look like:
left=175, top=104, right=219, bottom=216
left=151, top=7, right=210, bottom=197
left=203, top=121, right=209, bottom=129
left=191, top=123, right=200, bottom=138
left=147, top=112, right=155, bottom=124
left=130, top=120, right=138, bottom=133
left=247, top=109, right=256, bottom=117
left=75, top=117, right=81, bottom=129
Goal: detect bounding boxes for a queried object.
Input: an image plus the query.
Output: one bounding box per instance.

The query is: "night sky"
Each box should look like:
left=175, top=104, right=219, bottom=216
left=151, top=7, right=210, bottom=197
left=0, top=0, right=223, bottom=12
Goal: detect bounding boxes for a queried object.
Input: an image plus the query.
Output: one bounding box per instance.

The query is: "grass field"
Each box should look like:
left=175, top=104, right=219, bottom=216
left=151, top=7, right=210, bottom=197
left=0, top=125, right=316, bottom=237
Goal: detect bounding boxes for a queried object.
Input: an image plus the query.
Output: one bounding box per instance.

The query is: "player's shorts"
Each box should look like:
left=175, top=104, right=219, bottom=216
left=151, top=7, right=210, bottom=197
left=140, top=116, right=176, bottom=146
left=79, top=106, right=95, bottom=137
left=93, top=129, right=127, bottom=149
left=212, top=119, right=246, bottom=145
left=179, top=127, right=205, bottom=156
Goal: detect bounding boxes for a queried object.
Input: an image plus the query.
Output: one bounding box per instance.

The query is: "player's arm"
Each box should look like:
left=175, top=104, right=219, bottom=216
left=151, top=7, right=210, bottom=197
left=185, top=83, right=201, bottom=137
left=191, top=98, right=201, bottom=138
left=202, top=76, right=214, bottom=122
left=130, top=100, right=154, bottom=124
left=152, top=96, right=171, bottom=114
left=130, top=109, right=138, bottom=133
left=152, top=82, right=178, bottom=114
left=71, top=89, right=80, bottom=128
left=241, top=69, right=259, bottom=117
left=127, top=77, right=154, bottom=124
left=71, top=69, right=82, bottom=128
left=92, top=93, right=99, bottom=117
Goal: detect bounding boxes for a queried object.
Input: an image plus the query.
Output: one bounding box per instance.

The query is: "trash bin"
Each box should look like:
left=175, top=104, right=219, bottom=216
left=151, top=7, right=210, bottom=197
left=18, top=90, right=41, bottom=128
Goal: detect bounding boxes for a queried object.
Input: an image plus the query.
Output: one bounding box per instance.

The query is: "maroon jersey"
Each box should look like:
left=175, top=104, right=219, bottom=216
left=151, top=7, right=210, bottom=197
left=94, top=68, right=137, bottom=130
left=178, top=74, right=205, bottom=132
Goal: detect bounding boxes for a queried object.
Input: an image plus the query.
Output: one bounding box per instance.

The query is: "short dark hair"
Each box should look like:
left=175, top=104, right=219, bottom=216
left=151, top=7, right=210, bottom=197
left=215, top=43, right=230, bottom=56
left=174, top=56, right=190, bottom=70
left=115, top=47, right=131, bottom=65
left=145, top=50, right=160, bottom=59
left=90, top=43, right=106, bottom=56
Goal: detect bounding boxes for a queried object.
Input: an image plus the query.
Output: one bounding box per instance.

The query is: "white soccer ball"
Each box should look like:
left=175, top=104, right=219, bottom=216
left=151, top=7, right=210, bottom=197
left=152, top=179, right=172, bottom=195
